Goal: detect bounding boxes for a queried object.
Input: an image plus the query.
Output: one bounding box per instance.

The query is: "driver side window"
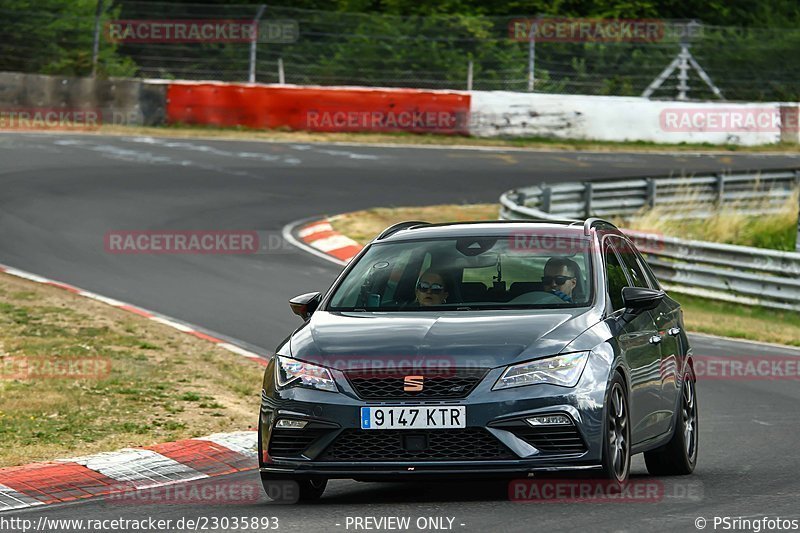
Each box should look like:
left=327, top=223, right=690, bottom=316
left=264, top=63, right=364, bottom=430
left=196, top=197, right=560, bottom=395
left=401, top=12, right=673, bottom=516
left=603, top=241, right=628, bottom=312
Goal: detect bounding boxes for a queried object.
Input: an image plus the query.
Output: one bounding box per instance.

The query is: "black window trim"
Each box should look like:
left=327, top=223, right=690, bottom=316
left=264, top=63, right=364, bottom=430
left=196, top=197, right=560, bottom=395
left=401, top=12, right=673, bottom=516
left=601, top=235, right=635, bottom=316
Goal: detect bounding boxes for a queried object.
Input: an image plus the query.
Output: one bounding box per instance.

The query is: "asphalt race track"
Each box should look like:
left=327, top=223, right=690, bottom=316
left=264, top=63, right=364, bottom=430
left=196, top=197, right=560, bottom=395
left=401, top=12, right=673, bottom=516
left=2, top=132, right=800, bottom=532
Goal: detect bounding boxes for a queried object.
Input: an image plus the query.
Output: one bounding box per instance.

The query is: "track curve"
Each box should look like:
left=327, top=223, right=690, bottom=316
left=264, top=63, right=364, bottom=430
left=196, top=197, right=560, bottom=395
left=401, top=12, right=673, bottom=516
left=1, top=132, right=799, bottom=532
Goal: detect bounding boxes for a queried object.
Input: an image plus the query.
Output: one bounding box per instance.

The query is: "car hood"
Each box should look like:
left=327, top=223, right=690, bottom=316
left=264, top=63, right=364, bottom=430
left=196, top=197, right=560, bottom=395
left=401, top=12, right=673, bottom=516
left=290, top=309, right=598, bottom=369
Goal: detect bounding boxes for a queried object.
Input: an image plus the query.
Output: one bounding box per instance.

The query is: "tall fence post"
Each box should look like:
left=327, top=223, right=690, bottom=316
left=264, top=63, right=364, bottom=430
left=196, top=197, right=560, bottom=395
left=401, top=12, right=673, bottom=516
left=278, top=57, right=285, bottom=84
left=248, top=5, right=267, bottom=83
left=527, top=21, right=536, bottom=92
left=466, top=59, right=473, bottom=91
left=91, top=0, right=103, bottom=77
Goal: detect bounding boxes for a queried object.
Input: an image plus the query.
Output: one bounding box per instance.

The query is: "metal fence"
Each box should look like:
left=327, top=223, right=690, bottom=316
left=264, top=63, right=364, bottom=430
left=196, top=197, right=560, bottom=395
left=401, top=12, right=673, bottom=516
left=501, top=170, right=800, bottom=220
left=499, top=169, right=800, bottom=311
left=4, top=2, right=800, bottom=101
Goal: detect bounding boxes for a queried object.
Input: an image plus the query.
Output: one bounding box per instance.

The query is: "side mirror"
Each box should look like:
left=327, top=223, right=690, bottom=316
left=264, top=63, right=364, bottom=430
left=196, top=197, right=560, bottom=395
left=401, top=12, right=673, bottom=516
left=289, top=292, right=321, bottom=320
left=621, top=287, right=665, bottom=320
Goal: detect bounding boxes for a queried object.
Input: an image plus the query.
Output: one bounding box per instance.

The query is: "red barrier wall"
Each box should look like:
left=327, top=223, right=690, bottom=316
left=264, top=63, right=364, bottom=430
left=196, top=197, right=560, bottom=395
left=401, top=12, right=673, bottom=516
left=165, top=83, right=470, bottom=135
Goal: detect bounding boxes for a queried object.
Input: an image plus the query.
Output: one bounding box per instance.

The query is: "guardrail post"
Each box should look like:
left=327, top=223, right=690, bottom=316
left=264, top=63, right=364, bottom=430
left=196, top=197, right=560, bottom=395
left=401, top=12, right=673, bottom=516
left=584, top=182, right=593, bottom=217
left=794, top=170, right=800, bottom=252
left=715, top=174, right=726, bottom=208
left=646, top=178, right=656, bottom=208
left=515, top=191, right=526, bottom=207
left=796, top=201, right=799, bottom=252
left=541, top=186, right=552, bottom=213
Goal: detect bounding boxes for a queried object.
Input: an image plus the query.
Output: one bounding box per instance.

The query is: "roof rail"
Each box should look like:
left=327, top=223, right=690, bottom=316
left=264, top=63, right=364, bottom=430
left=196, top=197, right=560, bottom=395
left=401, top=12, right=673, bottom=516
left=376, top=220, right=430, bottom=240
left=421, top=218, right=579, bottom=228
left=582, top=217, right=619, bottom=236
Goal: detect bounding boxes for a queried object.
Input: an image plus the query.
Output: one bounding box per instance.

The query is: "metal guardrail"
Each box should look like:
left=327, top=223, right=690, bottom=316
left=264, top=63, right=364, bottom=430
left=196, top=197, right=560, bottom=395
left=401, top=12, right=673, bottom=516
left=501, top=169, right=799, bottom=220
left=500, top=169, right=800, bottom=312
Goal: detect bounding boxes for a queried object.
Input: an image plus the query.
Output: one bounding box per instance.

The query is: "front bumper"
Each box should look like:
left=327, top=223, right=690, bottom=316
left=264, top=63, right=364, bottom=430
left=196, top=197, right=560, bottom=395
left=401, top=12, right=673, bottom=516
left=259, top=360, right=610, bottom=478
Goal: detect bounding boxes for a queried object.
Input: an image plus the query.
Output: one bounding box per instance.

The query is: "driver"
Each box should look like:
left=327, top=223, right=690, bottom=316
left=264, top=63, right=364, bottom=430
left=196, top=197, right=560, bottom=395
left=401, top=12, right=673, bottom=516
left=542, top=257, right=577, bottom=303
left=414, top=270, right=450, bottom=306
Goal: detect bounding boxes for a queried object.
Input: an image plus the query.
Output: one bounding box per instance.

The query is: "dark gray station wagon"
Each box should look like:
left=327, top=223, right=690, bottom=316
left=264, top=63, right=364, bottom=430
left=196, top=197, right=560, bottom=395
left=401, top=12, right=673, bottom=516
left=258, top=219, right=698, bottom=500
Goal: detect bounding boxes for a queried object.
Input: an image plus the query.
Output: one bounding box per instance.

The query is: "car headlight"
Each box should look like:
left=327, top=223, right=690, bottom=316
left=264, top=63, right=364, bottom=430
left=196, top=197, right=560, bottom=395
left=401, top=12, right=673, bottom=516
left=494, top=352, right=590, bottom=390
left=275, top=356, right=337, bottom=393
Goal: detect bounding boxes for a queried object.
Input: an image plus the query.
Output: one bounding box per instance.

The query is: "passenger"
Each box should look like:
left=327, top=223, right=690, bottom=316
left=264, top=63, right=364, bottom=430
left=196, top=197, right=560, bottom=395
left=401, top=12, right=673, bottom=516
left=542, top=257, right=578, bottom=303
left=414, top=270, right=450, bottom=306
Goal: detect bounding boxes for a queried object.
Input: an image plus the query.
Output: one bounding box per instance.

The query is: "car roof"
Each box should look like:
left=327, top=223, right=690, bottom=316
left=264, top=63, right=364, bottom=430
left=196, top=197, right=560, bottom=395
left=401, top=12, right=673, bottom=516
left=375, top=219, right=621, bottom=242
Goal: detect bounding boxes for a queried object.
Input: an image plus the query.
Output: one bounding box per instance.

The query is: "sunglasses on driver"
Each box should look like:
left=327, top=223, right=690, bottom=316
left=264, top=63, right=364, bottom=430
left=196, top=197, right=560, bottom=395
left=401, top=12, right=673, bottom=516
left=542, top=275, right=576, bottom=286
left=416, top=281, right=445, bottom=294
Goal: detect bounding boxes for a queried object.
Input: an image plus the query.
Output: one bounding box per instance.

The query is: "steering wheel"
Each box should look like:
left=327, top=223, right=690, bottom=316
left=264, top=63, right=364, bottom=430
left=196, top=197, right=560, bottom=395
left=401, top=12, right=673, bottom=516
left=508, top=290, right=566, bottom=305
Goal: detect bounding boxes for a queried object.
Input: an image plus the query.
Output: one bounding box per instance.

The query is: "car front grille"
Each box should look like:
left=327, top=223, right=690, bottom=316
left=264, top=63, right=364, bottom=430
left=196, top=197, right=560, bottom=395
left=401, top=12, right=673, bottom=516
left=268, top=428, right=331, bottom=458
left=509, top=426, right=587, bottom=455
left=345, top=367, right=488, bottom=400
left=318, top=428, right=515, bottom=461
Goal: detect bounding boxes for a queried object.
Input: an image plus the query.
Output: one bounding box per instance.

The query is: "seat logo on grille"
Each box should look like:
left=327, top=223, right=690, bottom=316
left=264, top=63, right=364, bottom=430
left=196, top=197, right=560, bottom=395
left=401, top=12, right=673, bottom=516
left=403, top=375, right=424, bottom=392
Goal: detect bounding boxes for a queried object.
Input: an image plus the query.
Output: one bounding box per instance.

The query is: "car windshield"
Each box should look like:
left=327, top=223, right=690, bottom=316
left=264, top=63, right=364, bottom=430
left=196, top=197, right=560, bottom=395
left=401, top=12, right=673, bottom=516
left=328, top=232, right=593, bottom=311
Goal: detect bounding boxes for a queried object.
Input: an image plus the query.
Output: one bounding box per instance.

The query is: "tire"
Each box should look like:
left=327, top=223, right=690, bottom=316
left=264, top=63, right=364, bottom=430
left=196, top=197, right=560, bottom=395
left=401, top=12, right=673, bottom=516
left=599, top=372, right=631, bottom=482
left=261, top=475, right=328, bottom=503
left=644, top=374, right=698, bottom=476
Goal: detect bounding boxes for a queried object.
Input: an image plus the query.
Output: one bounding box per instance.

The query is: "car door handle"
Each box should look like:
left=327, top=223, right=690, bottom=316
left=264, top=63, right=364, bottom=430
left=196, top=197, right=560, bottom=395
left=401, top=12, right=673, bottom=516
left=668, top=327, right=681, bottom=336
left=649, top=335, right=662, bottom=344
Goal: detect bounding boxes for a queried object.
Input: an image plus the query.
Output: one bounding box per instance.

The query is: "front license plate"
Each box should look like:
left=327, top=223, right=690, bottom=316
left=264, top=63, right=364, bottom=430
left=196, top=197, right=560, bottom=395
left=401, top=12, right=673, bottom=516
left=360, top=406, right=466, bottom=430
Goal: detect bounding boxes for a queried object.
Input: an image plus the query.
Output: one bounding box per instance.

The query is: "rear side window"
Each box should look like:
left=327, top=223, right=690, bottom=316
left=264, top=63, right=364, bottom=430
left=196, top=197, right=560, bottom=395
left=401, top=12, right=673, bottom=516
left=603, top=241, right=628, bottom=311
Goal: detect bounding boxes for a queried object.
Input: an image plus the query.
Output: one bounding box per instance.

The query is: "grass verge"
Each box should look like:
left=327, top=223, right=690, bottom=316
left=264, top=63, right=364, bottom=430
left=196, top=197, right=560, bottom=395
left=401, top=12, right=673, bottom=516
left=32, top=123, right=800, bottom=153
left=329, top=204, right=800, bottom=348
left=623, top=189, right=799, bottom=250
left=673, top=293, right=800, bottom=347
left=0, top=272, right=263, bottom=468
left=329, top=204, right=499, bottom=244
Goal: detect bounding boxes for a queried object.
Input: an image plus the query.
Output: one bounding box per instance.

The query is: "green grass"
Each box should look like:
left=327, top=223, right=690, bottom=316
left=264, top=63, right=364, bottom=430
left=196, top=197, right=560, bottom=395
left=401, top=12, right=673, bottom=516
left=623, top=189, right=798, bottom=251
left=0, top=273, right=263, bottom=467
left=673, top=293, right=800, bottom=347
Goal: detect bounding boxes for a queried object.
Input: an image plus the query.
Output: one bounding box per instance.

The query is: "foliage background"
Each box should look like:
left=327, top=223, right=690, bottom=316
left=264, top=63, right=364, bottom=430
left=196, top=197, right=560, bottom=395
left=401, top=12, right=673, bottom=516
left=2, top=0, right=799, bottom=100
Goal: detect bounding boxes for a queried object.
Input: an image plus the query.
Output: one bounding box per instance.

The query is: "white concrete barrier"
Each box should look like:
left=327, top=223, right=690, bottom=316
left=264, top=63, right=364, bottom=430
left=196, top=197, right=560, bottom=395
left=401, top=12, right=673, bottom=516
left=469, top=92, right=787, bottom=146
left=1, top=71, right=796, bottom=146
